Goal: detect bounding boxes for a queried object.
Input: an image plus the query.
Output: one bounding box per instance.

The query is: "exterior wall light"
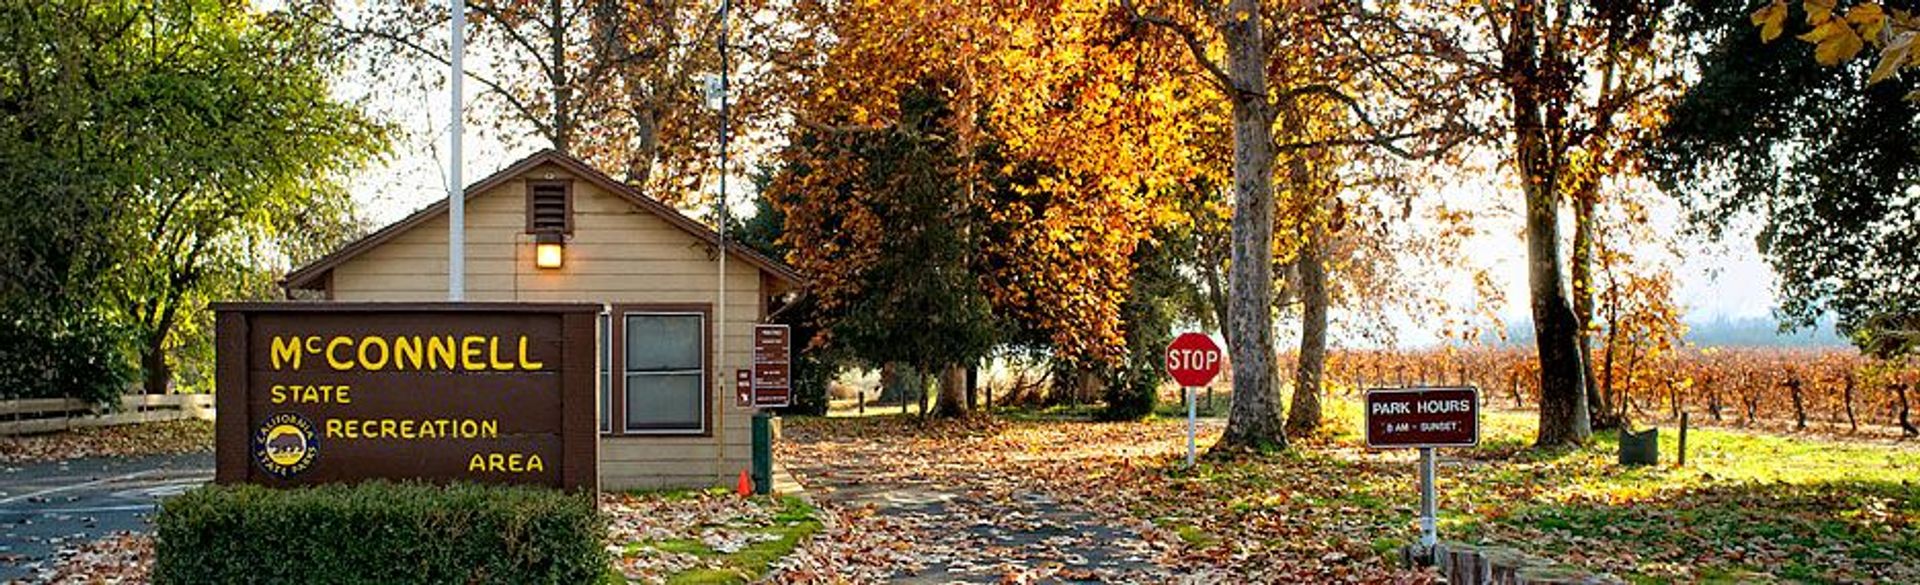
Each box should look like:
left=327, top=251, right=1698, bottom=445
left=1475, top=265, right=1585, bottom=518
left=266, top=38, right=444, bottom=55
left=534, top=232, right=565, bottom=269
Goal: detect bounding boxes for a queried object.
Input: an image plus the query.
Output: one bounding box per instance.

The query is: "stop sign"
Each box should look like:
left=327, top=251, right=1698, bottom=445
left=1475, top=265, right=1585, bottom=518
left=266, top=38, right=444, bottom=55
left=1165, top=333, right=1224, bottom=387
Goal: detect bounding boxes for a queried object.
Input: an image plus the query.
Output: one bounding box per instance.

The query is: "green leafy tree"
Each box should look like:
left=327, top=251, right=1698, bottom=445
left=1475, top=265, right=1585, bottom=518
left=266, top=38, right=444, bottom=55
left=1652, top=0, right=1919, bottom=359
left=773, top=83, right=1000, bottom=418
left=0, top=0, right=386, bottom=399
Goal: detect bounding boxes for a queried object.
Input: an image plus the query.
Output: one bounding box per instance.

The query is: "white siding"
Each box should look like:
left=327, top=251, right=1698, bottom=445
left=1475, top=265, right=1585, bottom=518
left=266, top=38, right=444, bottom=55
left=329, top=162, right=768, bottom=489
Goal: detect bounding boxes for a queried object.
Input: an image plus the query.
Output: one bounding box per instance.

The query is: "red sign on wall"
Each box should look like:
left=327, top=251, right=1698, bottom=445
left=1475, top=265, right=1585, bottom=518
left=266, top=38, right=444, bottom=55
left=1364, top=387, right=1480, bottom=449
left=735, top=369, right=752, bottom=407
left=1165, top=333, right=1224, bottom=387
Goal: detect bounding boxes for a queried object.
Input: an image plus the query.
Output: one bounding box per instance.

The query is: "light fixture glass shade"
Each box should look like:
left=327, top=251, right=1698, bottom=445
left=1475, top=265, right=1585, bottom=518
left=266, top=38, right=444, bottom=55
left=534, top=233, right=564, bottom=269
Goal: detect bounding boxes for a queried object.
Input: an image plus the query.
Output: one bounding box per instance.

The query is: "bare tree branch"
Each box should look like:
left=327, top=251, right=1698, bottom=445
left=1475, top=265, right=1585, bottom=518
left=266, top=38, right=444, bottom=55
left=1117, top=0, right=1255, bottom=101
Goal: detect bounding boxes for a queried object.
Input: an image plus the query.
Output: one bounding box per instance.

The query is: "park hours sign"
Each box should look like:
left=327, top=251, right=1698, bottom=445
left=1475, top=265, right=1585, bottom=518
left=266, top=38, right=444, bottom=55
left=1364, top=387, right=1480, bottom=448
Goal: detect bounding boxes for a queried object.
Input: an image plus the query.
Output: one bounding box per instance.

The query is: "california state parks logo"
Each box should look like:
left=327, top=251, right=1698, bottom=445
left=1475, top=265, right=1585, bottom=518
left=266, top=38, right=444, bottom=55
left=253, top=413, right=318, bottom=478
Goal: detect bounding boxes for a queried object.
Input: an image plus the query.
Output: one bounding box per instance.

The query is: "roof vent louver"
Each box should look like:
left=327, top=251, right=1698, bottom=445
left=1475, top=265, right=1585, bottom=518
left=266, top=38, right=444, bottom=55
left=527, top=180, right=571, bottom=234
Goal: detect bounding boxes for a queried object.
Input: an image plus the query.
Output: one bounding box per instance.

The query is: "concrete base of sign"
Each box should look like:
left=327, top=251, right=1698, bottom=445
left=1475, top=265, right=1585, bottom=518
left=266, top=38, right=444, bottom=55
left=1402, top=542, right=1626, bottom=584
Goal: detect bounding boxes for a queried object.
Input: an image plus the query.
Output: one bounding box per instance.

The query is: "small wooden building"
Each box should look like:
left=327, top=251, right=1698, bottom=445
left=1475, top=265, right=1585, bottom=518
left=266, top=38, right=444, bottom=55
left=282, top=150, right=801, bottom=489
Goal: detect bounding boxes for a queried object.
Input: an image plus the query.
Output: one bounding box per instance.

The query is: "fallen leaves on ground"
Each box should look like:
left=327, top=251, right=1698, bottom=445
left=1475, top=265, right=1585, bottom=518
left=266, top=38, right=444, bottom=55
left=0, top=420, right=212, bottom=465
left=603, top=489, right=814, bottom=583
left=774, top=406, right=1919, bottom=583
left=30, top=532, right=151, bottom=584
left=774, top=415, right=1434, bottom=584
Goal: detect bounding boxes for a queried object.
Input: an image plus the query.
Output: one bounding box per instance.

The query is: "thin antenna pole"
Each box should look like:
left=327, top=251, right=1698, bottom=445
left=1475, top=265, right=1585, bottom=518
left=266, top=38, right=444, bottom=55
left=448, top=0, right=466, bottom=301
left=714, top=0, right=732, bottom=481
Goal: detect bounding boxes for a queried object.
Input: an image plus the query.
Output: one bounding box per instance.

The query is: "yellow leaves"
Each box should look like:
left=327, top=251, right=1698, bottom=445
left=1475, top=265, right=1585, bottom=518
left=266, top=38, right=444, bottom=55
left=1754, top=1, right=1788, bottom=42
left=1846, top=2, right=1887, bottom=36
left=1804, top=0, right=1838, bottom=25
left=1800, top=18, right=1866, bottom=66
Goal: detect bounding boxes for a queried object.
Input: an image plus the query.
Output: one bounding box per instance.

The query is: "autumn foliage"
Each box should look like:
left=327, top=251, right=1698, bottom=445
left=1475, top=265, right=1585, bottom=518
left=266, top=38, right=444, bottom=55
left=1311, top=347, right=1920, bottom=437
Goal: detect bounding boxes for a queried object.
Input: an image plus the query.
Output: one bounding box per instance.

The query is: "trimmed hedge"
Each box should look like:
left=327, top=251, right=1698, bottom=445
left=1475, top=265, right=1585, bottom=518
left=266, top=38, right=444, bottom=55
left=154, top=482, right=606, bottom=584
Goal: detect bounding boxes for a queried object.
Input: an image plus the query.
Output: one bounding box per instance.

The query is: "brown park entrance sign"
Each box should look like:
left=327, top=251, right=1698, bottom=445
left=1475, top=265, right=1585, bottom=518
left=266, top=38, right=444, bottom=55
left=212, top=303, right=599, bottom=491
left=1365, top=387, right=1480, bottom=448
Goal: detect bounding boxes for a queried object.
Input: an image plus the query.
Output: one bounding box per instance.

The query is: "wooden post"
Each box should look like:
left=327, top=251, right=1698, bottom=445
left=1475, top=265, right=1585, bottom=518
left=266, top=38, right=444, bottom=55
left=1677, top=411, right=1688, bottom=467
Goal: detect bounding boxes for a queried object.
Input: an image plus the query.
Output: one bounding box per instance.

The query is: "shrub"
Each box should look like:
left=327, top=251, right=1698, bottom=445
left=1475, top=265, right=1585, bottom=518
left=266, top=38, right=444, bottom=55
left=154, top=481, right=606, bottom=585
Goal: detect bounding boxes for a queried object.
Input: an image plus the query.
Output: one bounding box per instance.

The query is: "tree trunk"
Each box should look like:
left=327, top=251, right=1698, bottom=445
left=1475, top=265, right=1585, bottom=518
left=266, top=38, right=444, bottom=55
left=931, top=365, right=969, bottom=418
left=1895, top=382, right=1916, bottom=438
left=1571, top=188, right=1612, bottom=430
left=965, top=364, right=979, bottom=410
left=1216, top=0, right=1285, bottom=453
left=139, top=332, right=169, bottom=395
left=1788, top=376, right=1807, bottom=431
left=1505, top=0, right=1590, bottom=447
left=878, top=362, right=905, bottom=403
left=544, top=0, right=573, bottom=152
left=1286, top=225, right=1327, bottom=438
left=1844, top=372, right=1859, bottom=433
left=589, top=1, right=658, bottom=185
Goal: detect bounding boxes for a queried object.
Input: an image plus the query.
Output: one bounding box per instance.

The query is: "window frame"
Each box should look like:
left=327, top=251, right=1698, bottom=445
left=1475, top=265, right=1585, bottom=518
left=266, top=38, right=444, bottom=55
left=607, top=304, right=711, bottom=436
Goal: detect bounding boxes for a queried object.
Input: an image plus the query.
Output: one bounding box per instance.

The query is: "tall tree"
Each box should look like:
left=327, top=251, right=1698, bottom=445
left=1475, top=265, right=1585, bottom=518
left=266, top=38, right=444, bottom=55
left=0, top=0, right=387, bottom=396
left=1115, top=0, right=1473, bottom=449
left=1431, top=0, right=1678, bottom=446
left=1655, top=0, right=1920, bottom=360
left=773, top=82, right=1000, bottom=418
left=321, top=0, right=788, bottom=205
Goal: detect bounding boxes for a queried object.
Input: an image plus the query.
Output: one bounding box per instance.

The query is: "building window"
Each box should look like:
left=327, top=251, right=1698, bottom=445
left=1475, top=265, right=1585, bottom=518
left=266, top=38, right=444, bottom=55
left=525, top=180, right=572, bottom=234
left=622, top=312, right=705, bottom=433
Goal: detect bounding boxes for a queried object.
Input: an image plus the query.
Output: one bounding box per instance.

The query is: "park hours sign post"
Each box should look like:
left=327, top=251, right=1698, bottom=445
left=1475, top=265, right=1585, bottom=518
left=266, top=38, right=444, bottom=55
left=1165, top=332, right=1223, bottom=468
left=1365, top=386, right=1480, bottom=554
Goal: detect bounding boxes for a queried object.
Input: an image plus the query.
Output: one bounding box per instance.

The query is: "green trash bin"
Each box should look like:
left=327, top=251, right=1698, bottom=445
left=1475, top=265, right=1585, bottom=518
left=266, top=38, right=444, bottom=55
left=751, top=412, right=772, bottom=495
left=1619, top=427, right=1658, bottom=466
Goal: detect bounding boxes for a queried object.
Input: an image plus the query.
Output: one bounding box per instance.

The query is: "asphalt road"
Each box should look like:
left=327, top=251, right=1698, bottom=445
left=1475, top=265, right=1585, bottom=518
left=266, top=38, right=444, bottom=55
left=0, top=452, right=212, bottom=582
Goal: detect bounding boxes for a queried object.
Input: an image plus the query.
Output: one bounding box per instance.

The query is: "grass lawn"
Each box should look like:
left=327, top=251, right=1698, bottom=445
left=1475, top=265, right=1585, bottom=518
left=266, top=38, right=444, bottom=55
left=603, top=490, right=824, bottom=585
left=786, top=389, right=1916, bottom=582
left=1161, top=394, right=1920, bottom=583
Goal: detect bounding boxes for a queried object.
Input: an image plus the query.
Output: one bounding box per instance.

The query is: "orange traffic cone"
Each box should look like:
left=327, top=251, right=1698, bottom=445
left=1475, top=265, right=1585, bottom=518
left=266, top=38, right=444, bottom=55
left=736, top=470, right=752, bottom=497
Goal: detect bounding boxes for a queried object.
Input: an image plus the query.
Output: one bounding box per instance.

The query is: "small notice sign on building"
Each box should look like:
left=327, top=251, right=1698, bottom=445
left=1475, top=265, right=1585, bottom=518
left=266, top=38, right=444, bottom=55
left=1364, top=387, right=1480, bottom=449
left=752, top=324, right=791, bottom=408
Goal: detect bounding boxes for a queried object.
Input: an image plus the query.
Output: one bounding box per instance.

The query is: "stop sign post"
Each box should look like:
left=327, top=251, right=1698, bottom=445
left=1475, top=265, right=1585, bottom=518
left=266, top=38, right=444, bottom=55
left=1166, top=333, right=1223, bottom=468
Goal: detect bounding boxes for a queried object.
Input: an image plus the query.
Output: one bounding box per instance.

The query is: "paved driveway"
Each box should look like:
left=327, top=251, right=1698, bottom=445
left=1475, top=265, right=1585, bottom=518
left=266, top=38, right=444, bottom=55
left=0, top=452, right=212, bottom=582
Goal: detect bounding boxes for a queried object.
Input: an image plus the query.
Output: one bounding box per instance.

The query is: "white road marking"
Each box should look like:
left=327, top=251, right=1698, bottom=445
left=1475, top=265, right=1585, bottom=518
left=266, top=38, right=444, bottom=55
left=0, top=503, right=156, bottom=515
left=0, top=469, right=158, bottom=505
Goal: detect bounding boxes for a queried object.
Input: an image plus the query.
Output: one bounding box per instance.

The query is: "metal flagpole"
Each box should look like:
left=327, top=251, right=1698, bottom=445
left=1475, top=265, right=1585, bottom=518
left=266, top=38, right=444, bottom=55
left=447, top=0, right=465, bottom=301
left=714, top=0, right=731, bottom=486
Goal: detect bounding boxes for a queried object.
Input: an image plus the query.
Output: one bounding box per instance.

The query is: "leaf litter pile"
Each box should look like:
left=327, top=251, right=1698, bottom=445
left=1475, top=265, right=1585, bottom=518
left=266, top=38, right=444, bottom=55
left=771, top=410, right=1919, bottom=583
left=27, top=407, right=1919, bottom=583
left=0, top=420, right=211, bottom=465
